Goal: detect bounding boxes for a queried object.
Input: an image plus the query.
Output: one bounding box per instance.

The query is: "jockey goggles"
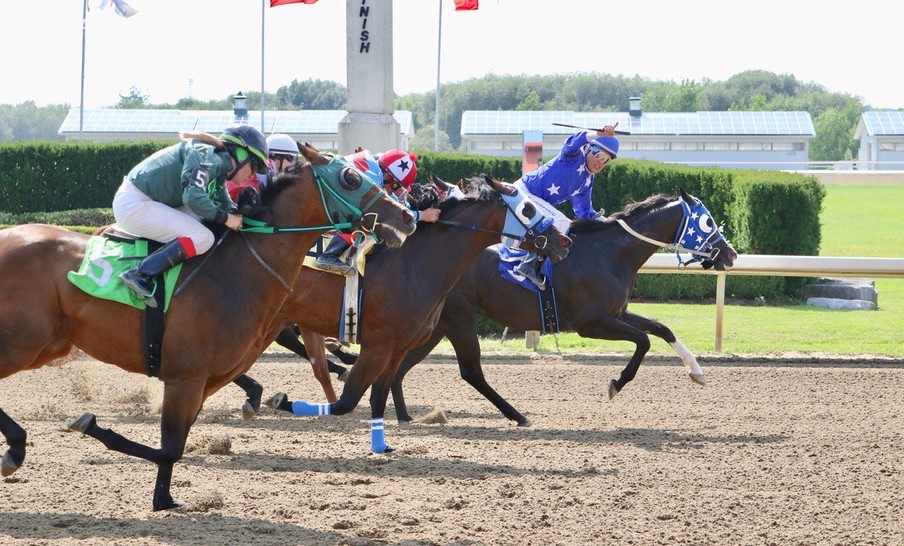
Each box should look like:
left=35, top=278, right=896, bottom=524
left=587, top=143, right=612, bottom=164
left=235, top=146, right=269, bottom=175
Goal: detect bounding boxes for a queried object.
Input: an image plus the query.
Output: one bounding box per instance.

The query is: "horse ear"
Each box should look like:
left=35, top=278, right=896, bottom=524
left=677, top=187, right=691, bottom=202
left=354, top=146, right=364, bottom=153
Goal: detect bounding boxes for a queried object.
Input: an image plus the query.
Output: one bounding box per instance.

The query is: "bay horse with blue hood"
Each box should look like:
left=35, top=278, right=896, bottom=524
left=0, top=143, right=415, bottom=510
left=256, top=174, right=572, bottom=453
left=386, top=188, right=737, bottom=426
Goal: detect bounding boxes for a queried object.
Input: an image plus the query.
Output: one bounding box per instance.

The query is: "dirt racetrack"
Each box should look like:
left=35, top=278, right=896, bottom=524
left=1, top=352, right=902, bottom=546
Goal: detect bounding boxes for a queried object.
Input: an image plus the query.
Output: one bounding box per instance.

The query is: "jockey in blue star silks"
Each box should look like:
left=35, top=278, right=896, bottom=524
left=513, top=124, right=619, bottom=289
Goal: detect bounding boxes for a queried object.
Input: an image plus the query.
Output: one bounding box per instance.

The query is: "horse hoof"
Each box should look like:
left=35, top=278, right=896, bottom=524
left=689, top=372, right=706, bottom=386
left=608, top=380, right=619, bottom=401
left=516, top=419, right=532, bottom=427
left=69, top=413, right=97, bottom=434
left=241, top=401, right=258, bottom=421
left=153, top=499, right=186, bottom=512
left=337, top=371, right=349, bottom=382
left=1, top=452, right=20, bottom=477
left=264, top=392, right=287, bottom=410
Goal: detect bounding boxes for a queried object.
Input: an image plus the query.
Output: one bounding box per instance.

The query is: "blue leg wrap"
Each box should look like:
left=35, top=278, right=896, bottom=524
left=291, top=401, right=332, bottom=416
left=371, top=418, right=387, bottom=453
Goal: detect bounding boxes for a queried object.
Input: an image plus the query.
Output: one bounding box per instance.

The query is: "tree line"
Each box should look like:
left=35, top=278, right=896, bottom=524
left=0, top=70, right=886, bottom=161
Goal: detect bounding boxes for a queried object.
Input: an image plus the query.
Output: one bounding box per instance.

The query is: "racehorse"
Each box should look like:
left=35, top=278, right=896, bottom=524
left=246, top=175, right=572, bottom=452
left=386, top=188, right=738, bottom=426
left=0, top=143, right=416, bottom=510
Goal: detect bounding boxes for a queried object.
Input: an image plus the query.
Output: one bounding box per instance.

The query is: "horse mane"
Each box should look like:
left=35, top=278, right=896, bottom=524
left=179, top=131, right=224, bottom=149
left=436, top=177, right=497, bottom=215
left=569, top=193, right=673, bottom=234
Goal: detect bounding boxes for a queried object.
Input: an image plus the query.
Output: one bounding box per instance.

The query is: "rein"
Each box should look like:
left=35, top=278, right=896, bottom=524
left=615, top=198, right=723, bottom=268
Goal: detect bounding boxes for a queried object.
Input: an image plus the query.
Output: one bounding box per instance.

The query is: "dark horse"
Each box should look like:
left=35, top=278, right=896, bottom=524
left=250, top=175, right=572, bottom=452
left=387, top=188, right=738, bottom=426
left=0, top=143, right=416, bottom=510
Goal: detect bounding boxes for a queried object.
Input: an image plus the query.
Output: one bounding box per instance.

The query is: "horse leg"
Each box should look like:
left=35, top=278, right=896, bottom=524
left=268, top=349, right=392, bottom=424
left=276, top=326, right=348, bottom=380
left=369, top=372, right=397, bottom=453
left=445, top=316, right=531, bottom=426
left=299, top=330, right=338, bottom=403
left=391, top=329, right=446, bottom=422
left=0, top=408, right=27, bottom=477
left=620, top=311, right=705, bottom=385
left=233, top=374, right=264, bottom=421
left=69, top=378, right=207, bottom=511
left=580, top=316, right=651, bottom=400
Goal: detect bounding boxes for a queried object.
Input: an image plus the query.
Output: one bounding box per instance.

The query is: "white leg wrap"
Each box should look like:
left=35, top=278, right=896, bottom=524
left=670, top=339, right=704, bottom=377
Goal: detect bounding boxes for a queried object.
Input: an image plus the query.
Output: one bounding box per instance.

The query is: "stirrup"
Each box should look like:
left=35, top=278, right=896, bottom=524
left=316, top=256, right=354, bottom=276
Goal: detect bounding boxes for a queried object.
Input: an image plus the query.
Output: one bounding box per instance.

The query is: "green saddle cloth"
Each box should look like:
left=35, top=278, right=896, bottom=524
left=67, top=236, right=183, bottom=311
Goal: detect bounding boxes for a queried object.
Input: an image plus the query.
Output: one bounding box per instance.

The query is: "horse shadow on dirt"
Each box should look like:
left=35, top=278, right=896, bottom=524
left=0, top=511, right=341, bottom=546
left=386, top=420, right=789, bottom=454
left=213, top=452, right=616, bottom=481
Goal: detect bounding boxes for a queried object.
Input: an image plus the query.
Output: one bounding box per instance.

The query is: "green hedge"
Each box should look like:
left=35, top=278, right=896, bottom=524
left=0, top=143, right=824, bottom=300
left=0, top=140, right=170, bottom=214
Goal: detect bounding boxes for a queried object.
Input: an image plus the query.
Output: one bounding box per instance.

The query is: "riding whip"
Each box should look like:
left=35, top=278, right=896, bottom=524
left=551, top=122, right=631, bottom=135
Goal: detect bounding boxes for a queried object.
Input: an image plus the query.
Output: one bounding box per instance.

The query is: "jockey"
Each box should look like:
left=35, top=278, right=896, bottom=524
left=514, top=124, right=619, bottom=289
left=316, top=149, right=441, bottom=274
left=227, top=133, right=299, bottom=210
left=114, top=125, right=269, bottom=305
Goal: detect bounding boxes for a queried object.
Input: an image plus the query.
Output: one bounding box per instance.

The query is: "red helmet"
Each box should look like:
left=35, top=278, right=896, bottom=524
left=378, top=150, right=418, bottom=189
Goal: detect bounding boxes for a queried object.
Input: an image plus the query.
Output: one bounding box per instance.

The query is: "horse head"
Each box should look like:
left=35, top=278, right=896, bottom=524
left=432, top=173, right=571, bottom=264
left=675, top=188, right=737, bottom=271
left=282, top=142, right=416, bottom=248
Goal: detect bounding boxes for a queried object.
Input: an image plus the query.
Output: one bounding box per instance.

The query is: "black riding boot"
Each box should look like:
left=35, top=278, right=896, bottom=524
left=119, top=239, right=190, bottom=307
left=316, top=234, right=353, bottom=275
left=515, top=252, right=546, bottom=290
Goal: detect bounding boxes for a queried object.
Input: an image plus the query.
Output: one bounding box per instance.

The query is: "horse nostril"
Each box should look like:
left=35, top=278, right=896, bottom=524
left=562, top=236, right=573, bottom=248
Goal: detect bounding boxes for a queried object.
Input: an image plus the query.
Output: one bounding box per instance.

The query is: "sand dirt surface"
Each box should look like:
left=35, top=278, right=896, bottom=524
left=1, top=354, right=902, bottom=545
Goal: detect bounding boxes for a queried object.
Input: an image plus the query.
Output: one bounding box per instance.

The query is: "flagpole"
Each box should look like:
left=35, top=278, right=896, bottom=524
left=261, top=0, right=266, bottom=130
left=434, top=0, right=443, bottom=151
left=79, top=0, right=88, bottom=139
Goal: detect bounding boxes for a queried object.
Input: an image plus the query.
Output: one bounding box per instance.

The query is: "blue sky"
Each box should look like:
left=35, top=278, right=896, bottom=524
left=2, top=0, right=901, bottom=109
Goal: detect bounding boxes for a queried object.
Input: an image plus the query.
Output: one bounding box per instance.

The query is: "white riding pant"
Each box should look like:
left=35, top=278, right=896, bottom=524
left=513, top=179, right=571, bottom=235
left=112, top=177, right=215, bottom=254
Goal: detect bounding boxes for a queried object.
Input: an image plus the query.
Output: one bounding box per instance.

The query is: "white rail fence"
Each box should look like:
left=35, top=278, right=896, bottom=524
left=640, top=254, right=904, bottom=351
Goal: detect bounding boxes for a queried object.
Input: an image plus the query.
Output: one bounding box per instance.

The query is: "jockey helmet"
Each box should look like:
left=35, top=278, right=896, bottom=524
left=378, top=150, right=418, bottom=189
left=266, top=133, right=299, bottom=160
left=589, top=136, right=619, bottom=159
left=220, top=125, right=270, bottom=174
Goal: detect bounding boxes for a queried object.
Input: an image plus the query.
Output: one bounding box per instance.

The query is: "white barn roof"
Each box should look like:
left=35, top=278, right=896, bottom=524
left=461, top=110, right=815, bottom=137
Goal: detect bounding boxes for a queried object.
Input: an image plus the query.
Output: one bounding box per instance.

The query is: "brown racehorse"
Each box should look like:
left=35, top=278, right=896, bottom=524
left=387, top=189, right=738, bottom=426
left=0, top=143, right=416, bottom=511
left=255, top=175, right=572, bottom=452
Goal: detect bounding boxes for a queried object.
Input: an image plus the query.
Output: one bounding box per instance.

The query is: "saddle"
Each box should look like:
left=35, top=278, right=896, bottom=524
left=68, top=226, right=182, bottom=378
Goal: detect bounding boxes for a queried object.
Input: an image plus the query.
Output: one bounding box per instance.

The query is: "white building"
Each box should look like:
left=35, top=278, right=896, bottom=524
left=461, top=100, right=815, bottom=170
left=58, top=107, right=413, bottom=151
left=854, top=111, right=904, bottom=170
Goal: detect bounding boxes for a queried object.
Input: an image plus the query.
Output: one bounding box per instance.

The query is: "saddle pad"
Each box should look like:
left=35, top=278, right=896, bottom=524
left=497, top=245, right=555, bottom=294
left=67, top=236, right=183, bottom=311
left=302, top=234, right=375, bottom=276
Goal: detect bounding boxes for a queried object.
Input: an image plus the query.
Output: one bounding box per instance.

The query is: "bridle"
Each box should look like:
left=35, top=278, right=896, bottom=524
left=615, top=196, right=724, bottom=268
left=435, top=184, right=556, bottom=250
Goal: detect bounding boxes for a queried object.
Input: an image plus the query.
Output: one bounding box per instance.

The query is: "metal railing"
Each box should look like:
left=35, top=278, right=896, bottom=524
left=640, top=254, right=904, bottom=351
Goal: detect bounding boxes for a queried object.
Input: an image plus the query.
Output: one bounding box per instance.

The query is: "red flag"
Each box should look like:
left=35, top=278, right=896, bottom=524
left=454, top=0, right=478, bottom=10
left=271, top=0, right=318, bottom=6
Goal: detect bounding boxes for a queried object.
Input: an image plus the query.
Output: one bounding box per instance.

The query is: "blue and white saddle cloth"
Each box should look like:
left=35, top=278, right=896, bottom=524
left=498, top=245, right=556, bottom=294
